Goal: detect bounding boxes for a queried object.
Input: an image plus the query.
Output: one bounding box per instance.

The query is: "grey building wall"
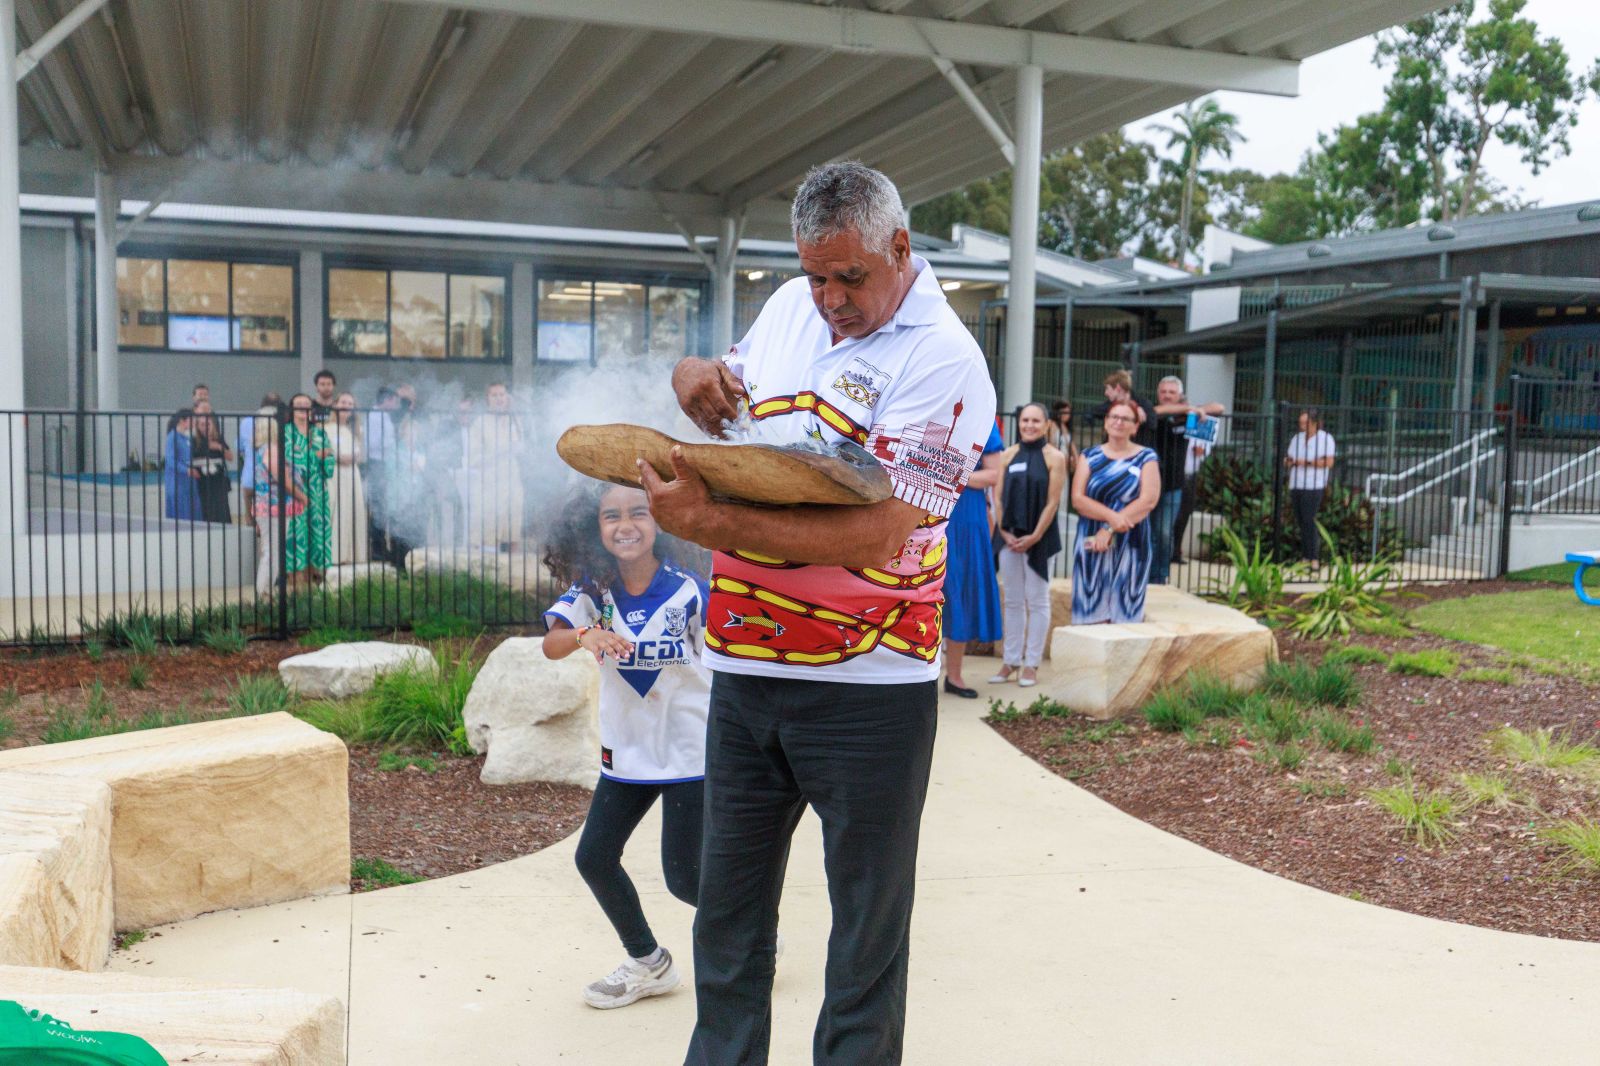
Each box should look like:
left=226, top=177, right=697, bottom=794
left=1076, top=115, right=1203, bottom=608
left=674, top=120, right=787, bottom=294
left=21, top=224, right=72, bottom=408
left=119, top=352, right=301, bottom=415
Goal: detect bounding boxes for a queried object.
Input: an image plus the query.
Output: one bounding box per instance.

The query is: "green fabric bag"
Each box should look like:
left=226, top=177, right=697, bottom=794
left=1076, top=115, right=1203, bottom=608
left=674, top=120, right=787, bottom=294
left=0, top=1000, right=168, bottom=1065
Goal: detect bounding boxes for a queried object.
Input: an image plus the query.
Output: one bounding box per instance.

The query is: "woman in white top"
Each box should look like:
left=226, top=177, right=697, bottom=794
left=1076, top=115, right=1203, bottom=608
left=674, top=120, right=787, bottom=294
left=465, top=382, right=525, bottom=551
left=1285, top=408, right=1336, bottom=562
left=325, top=393, right=369, bottom=565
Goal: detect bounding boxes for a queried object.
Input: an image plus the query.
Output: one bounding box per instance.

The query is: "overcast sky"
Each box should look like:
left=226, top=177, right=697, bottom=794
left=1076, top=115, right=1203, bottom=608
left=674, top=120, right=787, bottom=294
left=1125, top=0, right=1598, bottom=210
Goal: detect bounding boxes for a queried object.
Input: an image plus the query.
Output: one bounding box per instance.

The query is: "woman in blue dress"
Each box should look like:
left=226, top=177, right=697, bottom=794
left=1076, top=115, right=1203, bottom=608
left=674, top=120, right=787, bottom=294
left=162, top=409, right=201, bottom=521
left=1071, top=398, right=1160, bottom=625
left=941, top=422, right=1005, bottom=698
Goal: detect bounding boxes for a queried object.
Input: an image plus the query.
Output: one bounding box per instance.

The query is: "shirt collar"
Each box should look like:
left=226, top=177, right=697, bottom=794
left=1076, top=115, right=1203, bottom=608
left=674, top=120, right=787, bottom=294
left=864, top=254, right=946, bottom=337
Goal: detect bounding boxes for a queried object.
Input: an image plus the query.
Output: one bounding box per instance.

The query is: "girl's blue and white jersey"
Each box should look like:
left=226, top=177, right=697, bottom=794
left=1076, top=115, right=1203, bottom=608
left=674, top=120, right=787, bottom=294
left=544, top=563, right=710, bottom=784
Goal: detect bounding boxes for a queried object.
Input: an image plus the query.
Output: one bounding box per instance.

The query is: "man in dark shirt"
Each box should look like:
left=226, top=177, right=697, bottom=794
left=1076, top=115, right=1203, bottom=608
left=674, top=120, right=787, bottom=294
left=1089, top=369, right=1158, bottom=449
left=1150, top=375, right=1224, bottom=583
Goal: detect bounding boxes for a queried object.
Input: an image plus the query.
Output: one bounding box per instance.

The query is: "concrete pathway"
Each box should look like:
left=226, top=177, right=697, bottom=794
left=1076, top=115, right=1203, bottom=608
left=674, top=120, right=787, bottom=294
left=113, top=658, right=1600, bottom=1065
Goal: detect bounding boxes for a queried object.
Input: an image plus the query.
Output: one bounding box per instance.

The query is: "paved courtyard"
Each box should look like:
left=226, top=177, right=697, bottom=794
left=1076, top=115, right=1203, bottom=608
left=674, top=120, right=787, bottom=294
left=113, top=659, right=1600, bottom=1065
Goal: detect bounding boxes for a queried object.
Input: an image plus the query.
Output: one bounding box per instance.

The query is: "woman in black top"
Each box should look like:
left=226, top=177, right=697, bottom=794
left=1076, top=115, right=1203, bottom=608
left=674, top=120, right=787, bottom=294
left=990, top=403, right=1067, bottom=688
left=190, top=399, right=234, bottom=524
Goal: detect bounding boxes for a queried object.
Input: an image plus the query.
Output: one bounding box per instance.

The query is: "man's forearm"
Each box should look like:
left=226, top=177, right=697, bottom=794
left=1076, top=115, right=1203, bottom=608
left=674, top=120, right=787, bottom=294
left=697, top=497, right=922, bottom=569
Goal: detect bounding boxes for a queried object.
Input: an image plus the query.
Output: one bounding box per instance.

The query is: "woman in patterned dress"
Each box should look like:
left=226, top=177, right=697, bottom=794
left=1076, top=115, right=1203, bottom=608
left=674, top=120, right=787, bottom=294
left=285, top=394, right=335, bottom=584
left=1071, top=398, right=1160, bottom=625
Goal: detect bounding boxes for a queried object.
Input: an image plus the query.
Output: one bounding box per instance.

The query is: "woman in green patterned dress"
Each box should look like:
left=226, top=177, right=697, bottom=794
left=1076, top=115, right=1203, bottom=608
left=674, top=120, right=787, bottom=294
left=285, top=395, right=335, bottom=584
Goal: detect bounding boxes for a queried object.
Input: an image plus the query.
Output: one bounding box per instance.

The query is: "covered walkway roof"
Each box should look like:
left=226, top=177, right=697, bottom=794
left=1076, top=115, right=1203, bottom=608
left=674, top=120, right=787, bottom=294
left=1137, top=274, right=1600, bottom=356
left=13, top=0, right=1448, bottom=235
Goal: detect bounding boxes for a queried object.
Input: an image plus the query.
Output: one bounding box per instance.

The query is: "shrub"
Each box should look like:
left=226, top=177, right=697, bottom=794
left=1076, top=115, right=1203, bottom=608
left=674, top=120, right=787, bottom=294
left=299, top=626, right=366, bottom=649
left=1322, top=645, right=1390, bottom=667
left=984, top=698, right=1024, bottom=724
left=1196, top=450, right=1405, bottom=563
left=295, top=699, right=376, bottom=744
left=1367, top=784, right=1459, bottom=847
left=412, top=614, right=483, bottom=642
left=201, top=626, right=248, bottom=655
left=1539, top=818, right=1600, bottom=875
left=121, top=617, right=159, bottom=657
left=1255, top=742, right=1306, bottom=772
left=1388, top=649, right=1459, bottom=678
left=1289, top=532, right=1401, bottom=640
left=1141, top=686, right=1207, bottom=733
left=227, top=674, right=295, bottom=717
left=1262, top=660, right=1361, bottom=708
left=1489, top=726, right=1600, bottom=772
left=1454, top=772, right=1526, bottom=810
left=1239, top=694, right=1310, bottom=745
left=1314, top=712, right=1377, bottom=754
left=377, top=752, right=439, bottom=773
left=365, top=645, right=481, bottom=754
left=125, top=659, right=151, bottom=690
left=351, top=857, right=423, bottom=889
left=1206, top=526, right=1295, bottom=621
left=1185, top=672, right=1247, bottom=719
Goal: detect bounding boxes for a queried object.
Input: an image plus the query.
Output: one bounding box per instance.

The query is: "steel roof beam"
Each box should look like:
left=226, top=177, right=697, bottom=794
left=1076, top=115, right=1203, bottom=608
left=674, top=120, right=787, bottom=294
left=116, top=0, right=196, bottom=156
left=19, top=146, right=795, bottom=234
left=14, top=0, right=108, bottom=80
left=432, top=19, right=581, bottom=176
left=387, top=0, right=1301, bottom=96
left=396, top=11, right=517, bottom=172
left=351, top=8, right=452, bottom=170
left=13, top=0, right=107, bottom=157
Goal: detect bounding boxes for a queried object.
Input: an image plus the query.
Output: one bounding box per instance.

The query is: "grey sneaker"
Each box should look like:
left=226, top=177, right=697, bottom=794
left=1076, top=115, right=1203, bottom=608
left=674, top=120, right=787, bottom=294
left=582, top=948, right=680, bottom=1009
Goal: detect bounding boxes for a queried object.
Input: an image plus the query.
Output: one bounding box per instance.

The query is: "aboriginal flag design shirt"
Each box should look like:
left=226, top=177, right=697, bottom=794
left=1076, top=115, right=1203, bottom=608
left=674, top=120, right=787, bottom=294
left=544, top=563, right=710, bottom=783
left=711, top=255, right=998, bottom=684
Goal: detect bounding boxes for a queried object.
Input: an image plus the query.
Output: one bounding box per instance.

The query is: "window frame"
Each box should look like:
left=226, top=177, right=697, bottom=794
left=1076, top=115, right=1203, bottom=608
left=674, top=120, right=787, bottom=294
left=324, top=254, right=512, bottom=364
left=115, top=244, right=301, bottom=357
left=534, top=266, right=710, bottom=367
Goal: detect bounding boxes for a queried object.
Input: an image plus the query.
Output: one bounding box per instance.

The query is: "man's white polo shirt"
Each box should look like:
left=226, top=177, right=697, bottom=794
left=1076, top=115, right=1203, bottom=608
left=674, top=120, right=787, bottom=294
left=707, top=255, right=997, bottom=685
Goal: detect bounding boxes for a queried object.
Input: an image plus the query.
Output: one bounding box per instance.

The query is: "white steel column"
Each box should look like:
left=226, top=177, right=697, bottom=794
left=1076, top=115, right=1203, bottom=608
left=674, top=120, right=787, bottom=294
left=1002, top=64, right=1042, bottom=413
left=0, top=0, right=25, bottom=584
left=298, top=250, right=324, bottom=392
left=93, top=169, right=118, bottom=411
left=712, top=214, right=740, bottom=356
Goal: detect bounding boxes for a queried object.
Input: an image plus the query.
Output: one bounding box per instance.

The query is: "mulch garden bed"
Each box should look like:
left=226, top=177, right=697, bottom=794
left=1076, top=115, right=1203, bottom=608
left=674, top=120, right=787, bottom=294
left=0, top=632, right=594, bottom=892
left=989, top=580, right=1600, bottom=942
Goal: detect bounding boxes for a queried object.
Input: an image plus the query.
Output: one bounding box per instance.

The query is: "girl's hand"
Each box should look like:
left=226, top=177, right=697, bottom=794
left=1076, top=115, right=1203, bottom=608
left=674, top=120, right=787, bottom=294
left=580, top=628, right=634, bottom=661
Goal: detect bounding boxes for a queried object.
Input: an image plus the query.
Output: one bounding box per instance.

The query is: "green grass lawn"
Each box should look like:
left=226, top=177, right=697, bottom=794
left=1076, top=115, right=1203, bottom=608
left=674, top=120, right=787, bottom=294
left=1507, top=561, right=1600, bottom=586
left=1410, top=589, right=1599, bottom=667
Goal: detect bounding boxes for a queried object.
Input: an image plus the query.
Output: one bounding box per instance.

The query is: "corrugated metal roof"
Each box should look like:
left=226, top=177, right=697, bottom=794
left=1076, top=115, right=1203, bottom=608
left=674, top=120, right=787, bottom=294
left=14, top=0, right=1451, bottom=237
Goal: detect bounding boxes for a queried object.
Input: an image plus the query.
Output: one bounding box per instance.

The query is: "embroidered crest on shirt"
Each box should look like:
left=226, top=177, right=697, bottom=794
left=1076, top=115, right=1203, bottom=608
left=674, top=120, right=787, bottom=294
left=664, top=606, right=687, bottom=637
left=831, top=356, right=892, bottom=408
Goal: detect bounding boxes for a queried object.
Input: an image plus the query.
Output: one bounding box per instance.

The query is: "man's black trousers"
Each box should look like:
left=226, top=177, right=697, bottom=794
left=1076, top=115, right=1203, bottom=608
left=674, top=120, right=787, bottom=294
left=684, top=671, right=938, bottom=1066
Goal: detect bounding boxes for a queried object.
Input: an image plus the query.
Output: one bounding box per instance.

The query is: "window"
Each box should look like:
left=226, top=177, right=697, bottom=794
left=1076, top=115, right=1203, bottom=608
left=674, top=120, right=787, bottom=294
left=537, top=277, right=704, bottom=364
left=116, top=255, right=294, bottom=353
left=328, top=264, right=506, bottom=360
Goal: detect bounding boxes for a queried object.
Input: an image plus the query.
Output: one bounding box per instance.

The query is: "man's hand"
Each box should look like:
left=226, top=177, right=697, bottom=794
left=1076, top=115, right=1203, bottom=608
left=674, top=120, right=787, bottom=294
left=673, top=358, right=748, bottom=437
left=638, top=447, right=725, bottom=548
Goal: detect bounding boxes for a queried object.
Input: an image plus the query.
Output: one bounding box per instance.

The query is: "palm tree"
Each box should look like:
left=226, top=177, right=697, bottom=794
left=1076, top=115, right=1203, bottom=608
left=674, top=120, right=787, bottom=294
left=1149, top=98, right=1246, bottom=267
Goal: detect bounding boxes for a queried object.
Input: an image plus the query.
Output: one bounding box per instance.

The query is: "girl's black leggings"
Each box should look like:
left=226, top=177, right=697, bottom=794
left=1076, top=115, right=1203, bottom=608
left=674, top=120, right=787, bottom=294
left=574, top=775, right=704, bottom=958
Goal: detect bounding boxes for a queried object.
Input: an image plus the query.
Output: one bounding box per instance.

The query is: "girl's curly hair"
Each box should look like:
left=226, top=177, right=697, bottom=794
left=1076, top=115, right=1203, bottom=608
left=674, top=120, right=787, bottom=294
left=543, top=481, right=711, bottom=599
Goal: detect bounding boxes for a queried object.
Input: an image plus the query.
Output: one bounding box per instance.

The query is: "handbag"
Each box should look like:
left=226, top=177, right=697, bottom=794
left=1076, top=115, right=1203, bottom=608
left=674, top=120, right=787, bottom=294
left=0, top=1000, right=168, bottom=1064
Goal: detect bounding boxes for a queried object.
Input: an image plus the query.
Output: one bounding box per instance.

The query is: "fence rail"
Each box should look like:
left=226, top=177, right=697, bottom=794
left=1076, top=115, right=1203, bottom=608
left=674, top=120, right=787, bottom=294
left=2, top=406, right=561, bottom=645
left=4, top=378, right=1600, bottom=646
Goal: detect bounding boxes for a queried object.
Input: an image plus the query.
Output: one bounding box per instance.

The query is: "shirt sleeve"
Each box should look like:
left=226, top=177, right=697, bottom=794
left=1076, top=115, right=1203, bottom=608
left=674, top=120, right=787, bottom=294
left=983, top=423, right=1004, bottom=455
left=543, top=585, right=599, bottom=629
left=863, top=338, right=997, bottom=519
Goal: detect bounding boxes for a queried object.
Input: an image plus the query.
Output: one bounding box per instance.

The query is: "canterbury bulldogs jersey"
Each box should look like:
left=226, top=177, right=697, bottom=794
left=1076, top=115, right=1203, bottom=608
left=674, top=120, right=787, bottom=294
left=544, top=562, right=710, bottom=784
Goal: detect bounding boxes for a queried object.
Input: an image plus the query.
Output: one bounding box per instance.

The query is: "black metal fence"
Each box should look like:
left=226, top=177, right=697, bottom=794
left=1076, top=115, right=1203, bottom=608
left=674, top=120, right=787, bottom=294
left=1002, top=387, right=1599, bottom=595
left=3, top=407, right=562, bottom=645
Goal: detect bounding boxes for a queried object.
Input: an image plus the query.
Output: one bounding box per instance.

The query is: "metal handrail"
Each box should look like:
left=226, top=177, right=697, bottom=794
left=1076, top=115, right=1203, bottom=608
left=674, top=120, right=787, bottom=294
left=1526, top=460, right=1600, bottom=514
left=1367, top=445, right=1497, bottom=506
left=1365, top=427, right=1499, bottom=492
left=1515, top=443, right=1600, bottom=497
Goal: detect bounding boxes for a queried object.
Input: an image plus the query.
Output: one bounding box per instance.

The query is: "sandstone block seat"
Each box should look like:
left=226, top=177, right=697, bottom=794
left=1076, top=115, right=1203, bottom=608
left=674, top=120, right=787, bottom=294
left=0, top=773, right=114, bottom=970
left=278, top=641, right=435, bottom=699
left=1045, top=585, right=1277, bottom=718
left=0, top=965, right=344, bottom=1065
left=464, top=637, right=599, bottom=788
left=0, top=713, right=349, bottom=930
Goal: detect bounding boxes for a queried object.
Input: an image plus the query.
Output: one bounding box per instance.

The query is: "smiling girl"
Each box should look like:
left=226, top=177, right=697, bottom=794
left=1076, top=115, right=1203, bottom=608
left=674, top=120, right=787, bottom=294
left=543, top=482, right=712, bottom=1010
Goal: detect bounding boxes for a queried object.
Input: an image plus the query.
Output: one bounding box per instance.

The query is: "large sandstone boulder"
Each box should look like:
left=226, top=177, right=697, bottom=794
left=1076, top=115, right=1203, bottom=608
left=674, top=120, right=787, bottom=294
left=0, top=713, right=349, bottom=930
left=0, top=773, right=113, bottom=970
left=0, top=964, right=344, bottom=1065
left=463, top=638, right=599, bottom=788
left=1044, top=586, right=1277, bottom=719
left=278, top=641, right=435, bottom=699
